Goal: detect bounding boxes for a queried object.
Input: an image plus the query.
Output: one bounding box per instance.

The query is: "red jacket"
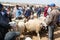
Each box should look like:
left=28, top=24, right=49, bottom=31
left=44, top=7, right=48, bottom=17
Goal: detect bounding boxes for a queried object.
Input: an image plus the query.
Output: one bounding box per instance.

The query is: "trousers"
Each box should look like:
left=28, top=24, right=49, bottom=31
left=48, top=25, right=54, bottom=40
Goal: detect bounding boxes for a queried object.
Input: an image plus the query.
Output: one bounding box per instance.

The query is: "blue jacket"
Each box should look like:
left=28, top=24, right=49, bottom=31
left=16, top=9, right=23, bottom=18
left=37, top=8, right=41, bottom=14
left=25, top=9, right=31, bottom=17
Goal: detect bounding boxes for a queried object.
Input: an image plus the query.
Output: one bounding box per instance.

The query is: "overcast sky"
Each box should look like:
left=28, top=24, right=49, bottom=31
left=0, top=0, right=60, bottom=6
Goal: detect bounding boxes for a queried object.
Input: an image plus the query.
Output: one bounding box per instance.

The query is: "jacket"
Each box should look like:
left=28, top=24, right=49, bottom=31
left=0, top=11, right=11, bottom=30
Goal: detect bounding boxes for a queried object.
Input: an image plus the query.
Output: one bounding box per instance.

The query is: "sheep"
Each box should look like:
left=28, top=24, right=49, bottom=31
left=9, top=19, right=26, bottom=33
left=17, top=21, right=25, bottom=34
left=38, top=15, right=53, bottom=27
left=9, top=19, right=26, bottom=40
left=10, top=16, right=28, bottom=32
left=9, top=21, right=17, bottom=31
left=25, top=17, right=47, bottom=40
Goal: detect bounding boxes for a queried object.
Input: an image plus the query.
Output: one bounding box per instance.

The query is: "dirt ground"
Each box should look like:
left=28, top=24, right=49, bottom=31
left=32, top=27, right=60, bottom=40
left=20, top=27, right=60, bottom=40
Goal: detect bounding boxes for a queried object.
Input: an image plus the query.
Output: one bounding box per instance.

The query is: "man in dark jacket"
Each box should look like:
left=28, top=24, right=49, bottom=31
left=0, top=3, right=11, bottom=40
left=37, top=7, right=41, bottom=17
left=24, top=5, right=31, bottom=20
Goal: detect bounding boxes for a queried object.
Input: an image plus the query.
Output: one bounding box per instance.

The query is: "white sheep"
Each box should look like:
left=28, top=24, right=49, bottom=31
left=9, top=19, right=26, bottom=40
left=38, top=16, right=48, bottom=27
left=9, top=21, right=17, bottom=31
left=25, top=18, right=46, bottom=40
left=17, top=21, right=25, bottom=34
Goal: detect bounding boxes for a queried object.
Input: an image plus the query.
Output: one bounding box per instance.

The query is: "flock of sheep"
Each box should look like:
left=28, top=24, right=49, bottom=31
left=9, top=10, right=59, bottom=40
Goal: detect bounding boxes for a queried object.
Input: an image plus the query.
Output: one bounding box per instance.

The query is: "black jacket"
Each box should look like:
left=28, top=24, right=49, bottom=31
left=0, top=11, right=11, bottom=29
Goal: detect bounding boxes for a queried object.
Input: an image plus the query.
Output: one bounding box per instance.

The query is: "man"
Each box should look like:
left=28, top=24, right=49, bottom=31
left=4, top=31, right=20, bottom=40
left=7, top=6, right=12, bottom=22
left=47, top=5, right=51, bottom=15
left=48, top=3, right=60, bottom=40
left=24, top=5, right=31, bottom=20
left=12, top=6, right=17, bottom=18
left=44, top=5, right=50, bottom=17
left=13, top=5, right=23, bottom=19
left=37, top=6, right=41, bottom=17
left=0, top=3, right=11, bottom=40
left=15, top=5, right=23, bottom=19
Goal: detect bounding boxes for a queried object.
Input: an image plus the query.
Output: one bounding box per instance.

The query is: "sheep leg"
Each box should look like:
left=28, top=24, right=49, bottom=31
left=37, top=32, right=40, bottom=40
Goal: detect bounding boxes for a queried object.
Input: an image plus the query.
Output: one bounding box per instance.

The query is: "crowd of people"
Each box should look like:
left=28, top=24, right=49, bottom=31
left=0, top=3, right=60, bottom=40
